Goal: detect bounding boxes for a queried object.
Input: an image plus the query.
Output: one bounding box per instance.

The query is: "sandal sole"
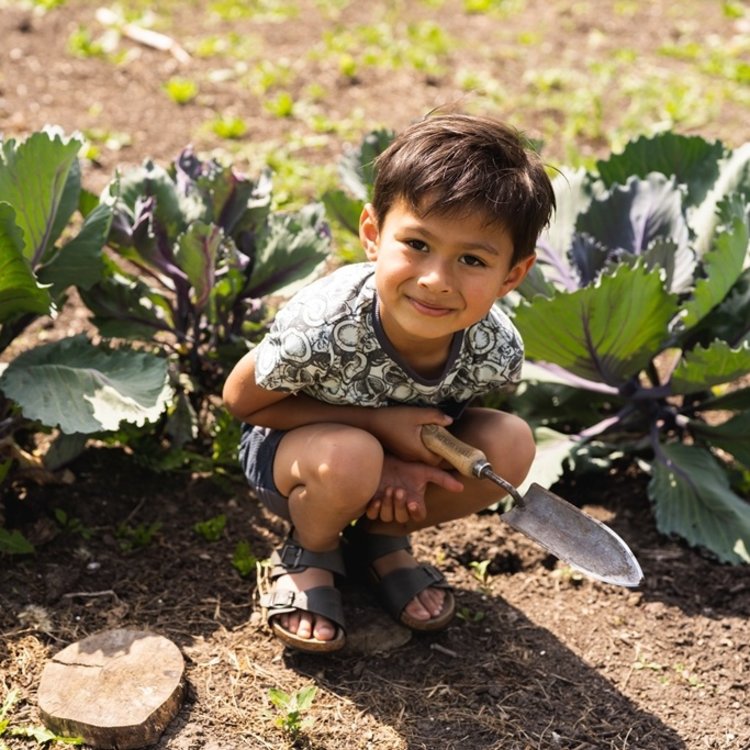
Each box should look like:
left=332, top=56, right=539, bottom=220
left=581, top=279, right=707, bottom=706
left=271, top=621, right=346, bottom=653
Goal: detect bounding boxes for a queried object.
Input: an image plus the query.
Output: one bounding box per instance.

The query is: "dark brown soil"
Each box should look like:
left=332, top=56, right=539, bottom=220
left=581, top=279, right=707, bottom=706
left=2, top=2, right=749, bottom=749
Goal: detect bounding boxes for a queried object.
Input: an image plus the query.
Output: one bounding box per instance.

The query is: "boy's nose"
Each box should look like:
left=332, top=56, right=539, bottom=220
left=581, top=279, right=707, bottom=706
left=417, top=259, right=452, bottom=292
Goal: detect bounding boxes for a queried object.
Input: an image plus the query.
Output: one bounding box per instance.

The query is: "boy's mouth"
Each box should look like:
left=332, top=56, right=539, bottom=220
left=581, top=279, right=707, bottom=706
left=408, top=296, right=453, bottom=316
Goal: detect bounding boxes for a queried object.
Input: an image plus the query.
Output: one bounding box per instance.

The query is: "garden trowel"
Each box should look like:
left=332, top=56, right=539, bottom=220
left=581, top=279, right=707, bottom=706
left=421, top=424, right=643, bottom=587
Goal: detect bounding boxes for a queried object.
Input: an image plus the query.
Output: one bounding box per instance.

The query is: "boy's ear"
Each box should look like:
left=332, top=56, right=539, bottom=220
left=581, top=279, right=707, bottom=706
left=359, top=203, right=380, bottom=261
left=498, top=254, right=536, bottom=297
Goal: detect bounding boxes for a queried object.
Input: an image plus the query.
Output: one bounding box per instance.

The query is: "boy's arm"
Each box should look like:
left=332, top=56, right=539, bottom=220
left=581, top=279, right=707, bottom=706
left=222, top=350, right=453, bottom=464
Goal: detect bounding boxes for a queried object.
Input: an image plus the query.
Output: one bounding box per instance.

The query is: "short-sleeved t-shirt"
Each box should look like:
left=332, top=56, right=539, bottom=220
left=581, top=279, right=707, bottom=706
left=253, top=262, right=524, bottom=416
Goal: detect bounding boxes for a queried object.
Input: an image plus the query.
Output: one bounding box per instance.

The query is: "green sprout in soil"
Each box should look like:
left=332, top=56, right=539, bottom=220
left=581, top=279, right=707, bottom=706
left=115, top=521, right=162, bottom=551
left=268, top=684, right=318, bottom=742
left=209, top=114, right=248, bottom=139
left=232, top=540, right=259, bottom=577
left=0, top=689, right=83, bottom=747
left=163, top=77, right=199, bottom=104
left=193, top=514, right=227, bottom=542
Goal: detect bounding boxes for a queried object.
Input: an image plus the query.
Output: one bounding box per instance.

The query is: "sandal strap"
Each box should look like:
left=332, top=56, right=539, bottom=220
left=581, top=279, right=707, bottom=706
left=259, top=585, right=346, bottom=631
left=342, top=523, right=412, bottom=564
left=269, top=537, right=346, bottom=578
left=376, top=564, right=451, bottom=620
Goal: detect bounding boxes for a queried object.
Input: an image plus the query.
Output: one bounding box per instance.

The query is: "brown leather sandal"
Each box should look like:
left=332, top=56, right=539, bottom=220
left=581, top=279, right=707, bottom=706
left=343, top=524, right=455, bottom=632
left=258, top=536, right=347, bottom=653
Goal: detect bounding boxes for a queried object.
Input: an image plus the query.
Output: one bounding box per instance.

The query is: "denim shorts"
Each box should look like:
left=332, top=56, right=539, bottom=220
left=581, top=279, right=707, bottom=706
left=238, top=424, right=291, bottom=520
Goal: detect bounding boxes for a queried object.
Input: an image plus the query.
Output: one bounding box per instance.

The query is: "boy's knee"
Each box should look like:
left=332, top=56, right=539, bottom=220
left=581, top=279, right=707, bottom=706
left=316, top=428, right=383, bottom=502
left=483, top=413, right=535, bottom=487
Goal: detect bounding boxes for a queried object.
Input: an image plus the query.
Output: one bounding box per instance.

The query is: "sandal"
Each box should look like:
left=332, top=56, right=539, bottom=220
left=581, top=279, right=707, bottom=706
left=258, top=536, right=347, bottom=653
left=343, top=523, right=455, bottom=632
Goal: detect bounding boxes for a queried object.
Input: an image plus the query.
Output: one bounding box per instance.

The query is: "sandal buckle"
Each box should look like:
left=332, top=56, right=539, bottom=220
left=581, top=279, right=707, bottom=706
left=279, top=540, right=304, bottom=569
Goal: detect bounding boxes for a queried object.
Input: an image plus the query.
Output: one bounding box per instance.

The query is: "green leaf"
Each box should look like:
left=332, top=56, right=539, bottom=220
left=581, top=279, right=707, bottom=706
left=690, top=142, right=750, bottom=256
left=649, top=443, right=750, bottom=564
left=689, top=412, right=750, bottom=468
left=322, top=188, right=362, bottom=236
left=36, top=199, right=112, bottom=295
left=541, top=168, right=592, bottom=255
left=247, top=204, right=330, bottom=299
left=9, top=725, right=57, bottom=743
left=0, top=689, right=18, bottom=722
left=596, top=132, right=725, bottom=206
left=0, top=128, right=83, bottom=265
left=678, top=217, right=749, bottom=331
left=670, top=340, right=750, bottom=393
left=294, top=685, right=317, bottom=711
left=0, top=527, right=35, bottom=555
left=268, top=688, right=290, bottom=709
left=515, top=262, right=679, bottom=385
left=518, top=427, right=579, bottom=494
left=173, top=222, right=222, bottom=309
left=337, top=127, right=394, bottom=201
left=80, top=256, right=172, bottom=340
left=576, top=174, right=690, bottom=256
left=0, top=203, right=52, bottom=320
left=0, top=335, right=173, bottom=434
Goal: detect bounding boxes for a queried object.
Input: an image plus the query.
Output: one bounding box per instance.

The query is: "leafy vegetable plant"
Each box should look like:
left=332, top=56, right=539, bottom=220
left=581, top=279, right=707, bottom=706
left=508, top=132, right=750, bottom=564
left=81, top=147, right=331, bottom=458
left=327, top=127, right=750, bottom=564
left=0, top=128, right=172, bottom=487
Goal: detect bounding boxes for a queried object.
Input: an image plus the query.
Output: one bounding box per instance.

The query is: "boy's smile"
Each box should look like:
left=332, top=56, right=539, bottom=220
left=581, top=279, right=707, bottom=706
left=360, top=199, right=534, bottom=368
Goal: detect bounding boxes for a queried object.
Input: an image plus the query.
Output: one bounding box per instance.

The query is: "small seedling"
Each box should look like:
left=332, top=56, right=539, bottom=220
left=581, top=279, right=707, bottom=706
left=469, top=558, right=491, bottom=585
left=232, top=540, right=259, bottom=577
left=1, top=688, right=82, bottom=746
left=115, top=521, right=162, bottom=551
left=210, top=115, right=247, bottom=139
left=0, top=527, right=34, bottom=556
left=268, top=685, right=317, bottom=741
left=264, top=91, right=295, bottom=118
left=163, top=77, right=199, bottom=105
left=193, top=514, right=227, bottom=542
left=456, top=606, right=486, bottom=623
left=54, top=508, right=94, bottom=540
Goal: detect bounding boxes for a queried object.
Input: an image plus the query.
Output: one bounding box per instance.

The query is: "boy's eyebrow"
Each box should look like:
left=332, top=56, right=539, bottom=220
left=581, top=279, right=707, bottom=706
left=401, top=223, right=500, bottom=255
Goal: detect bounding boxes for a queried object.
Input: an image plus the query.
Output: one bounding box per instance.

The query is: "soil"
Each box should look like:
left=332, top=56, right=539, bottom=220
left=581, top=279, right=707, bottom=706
left=1, top=2, right=749, bottom=749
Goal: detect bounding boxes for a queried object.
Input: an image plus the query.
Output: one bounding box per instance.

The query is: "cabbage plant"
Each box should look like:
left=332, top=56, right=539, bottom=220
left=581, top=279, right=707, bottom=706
left=0, top=128, right=172, bottom=493
left=508, top=133, right=750, bottom=564
left=80, top=148, right=332, bottom=454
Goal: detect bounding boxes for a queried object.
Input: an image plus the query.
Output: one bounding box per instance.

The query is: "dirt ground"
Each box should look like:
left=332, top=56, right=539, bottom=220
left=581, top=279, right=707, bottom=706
left=2, top=1, right=750, bottom=749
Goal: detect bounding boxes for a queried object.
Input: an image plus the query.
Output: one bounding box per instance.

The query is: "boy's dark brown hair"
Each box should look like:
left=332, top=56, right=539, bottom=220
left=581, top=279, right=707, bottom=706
left=372, top=113, right=556, bottom=265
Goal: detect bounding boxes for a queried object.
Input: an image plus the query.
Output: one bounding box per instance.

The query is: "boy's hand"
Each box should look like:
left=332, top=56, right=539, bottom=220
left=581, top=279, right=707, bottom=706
left=370, top=407, right=454, bottom=465
left=365, top=454, right=464, bottom=523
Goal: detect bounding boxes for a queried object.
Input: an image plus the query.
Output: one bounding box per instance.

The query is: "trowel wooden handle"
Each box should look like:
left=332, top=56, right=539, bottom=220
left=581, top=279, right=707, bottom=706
left=420, top=424, right=488, bottom=478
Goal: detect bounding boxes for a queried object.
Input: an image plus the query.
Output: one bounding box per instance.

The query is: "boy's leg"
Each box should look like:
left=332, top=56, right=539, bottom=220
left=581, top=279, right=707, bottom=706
left=269, top=422, right=384, bottom=641
left=365, top=407, right=536, bottom=620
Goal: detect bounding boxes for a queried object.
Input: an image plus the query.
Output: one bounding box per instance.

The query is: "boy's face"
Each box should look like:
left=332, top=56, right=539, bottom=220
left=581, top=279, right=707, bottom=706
left=360, top=198, right=535, bottom=354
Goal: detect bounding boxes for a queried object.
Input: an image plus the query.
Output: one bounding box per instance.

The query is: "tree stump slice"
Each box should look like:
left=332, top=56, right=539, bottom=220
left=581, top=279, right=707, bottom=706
left=38, top=628, right=186, bottom=749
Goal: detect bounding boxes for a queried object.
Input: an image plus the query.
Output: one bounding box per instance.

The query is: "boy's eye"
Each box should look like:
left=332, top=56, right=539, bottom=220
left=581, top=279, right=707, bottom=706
left=461, top=254, right=487, bottom=267
left=405, top=239, right=428, bottom=251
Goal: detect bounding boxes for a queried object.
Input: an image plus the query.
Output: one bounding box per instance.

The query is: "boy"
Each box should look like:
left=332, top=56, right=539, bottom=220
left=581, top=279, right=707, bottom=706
left=223, top=113, right=555, bottom=653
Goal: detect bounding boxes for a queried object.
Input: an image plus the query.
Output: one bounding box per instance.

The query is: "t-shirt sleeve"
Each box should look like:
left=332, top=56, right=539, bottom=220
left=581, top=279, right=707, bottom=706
left=253, top=304, right=332, bottom=392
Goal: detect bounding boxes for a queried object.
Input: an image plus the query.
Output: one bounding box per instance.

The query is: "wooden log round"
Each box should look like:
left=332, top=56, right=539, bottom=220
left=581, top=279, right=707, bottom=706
left=38, top=628, right=185, bottom=749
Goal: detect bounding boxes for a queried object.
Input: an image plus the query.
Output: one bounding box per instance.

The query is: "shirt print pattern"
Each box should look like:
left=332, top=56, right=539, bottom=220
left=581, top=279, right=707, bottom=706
left=253, top=263, right=524, bottom=409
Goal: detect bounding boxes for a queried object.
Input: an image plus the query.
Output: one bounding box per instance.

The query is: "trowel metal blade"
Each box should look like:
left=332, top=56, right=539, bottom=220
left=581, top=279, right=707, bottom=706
left=501, top=483, right=644, bottom=587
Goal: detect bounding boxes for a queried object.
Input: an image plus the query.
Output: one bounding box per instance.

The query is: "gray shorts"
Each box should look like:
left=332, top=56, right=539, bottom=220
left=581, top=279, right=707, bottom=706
left=238, top=424, right=291, bottom=520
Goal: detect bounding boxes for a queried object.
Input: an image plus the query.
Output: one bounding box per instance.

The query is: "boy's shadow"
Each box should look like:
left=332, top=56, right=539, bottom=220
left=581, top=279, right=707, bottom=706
left=284, top=584, right=686, bottom=750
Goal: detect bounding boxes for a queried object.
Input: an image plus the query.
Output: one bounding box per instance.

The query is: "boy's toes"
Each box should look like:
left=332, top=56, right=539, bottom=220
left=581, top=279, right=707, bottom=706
left=312, top=617, right=336, bottom=641
left=404, top=588, right=447, bottom=621
left=421, top=587, right=446, bottom=617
